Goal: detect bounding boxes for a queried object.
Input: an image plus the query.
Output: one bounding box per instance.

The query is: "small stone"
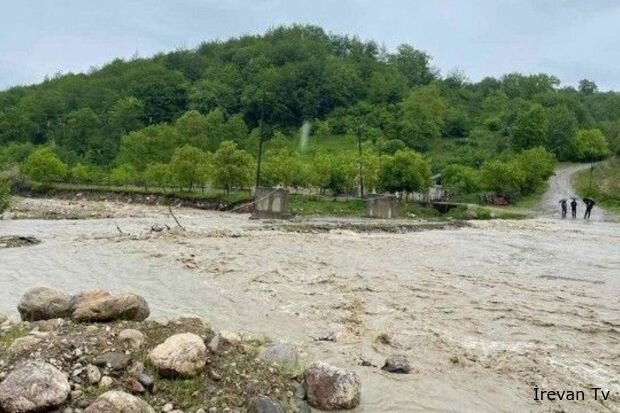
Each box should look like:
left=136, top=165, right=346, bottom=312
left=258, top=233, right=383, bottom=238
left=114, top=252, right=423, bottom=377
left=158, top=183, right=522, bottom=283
left=381, top=354, right=411, bottom=374
left=93, top=352, right=132, bottom=371
left=149, top=333, right=207, bottom=377
left=209, top=331, right=241, bottom=353
left=118, top=329, right=146, bottom=349
left=99, top=376, right=114, bottom=389
left=84, top=390, right=155, bottom=412
left=248, top=396, right=284, bottom=413
left=7, top=335, right=42, bottom=357
left=126, top=378, right=145, bottom=394
left=138, top=373, right=154, bottom=390
left=86, top=364, right=102, bottom=384
left=162, top=403, right=174, bottom=412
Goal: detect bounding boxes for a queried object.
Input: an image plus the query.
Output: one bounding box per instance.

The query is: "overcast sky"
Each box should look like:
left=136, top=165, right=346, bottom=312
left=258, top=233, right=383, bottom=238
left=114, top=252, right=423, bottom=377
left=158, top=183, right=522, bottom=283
left=1, top=0, right=619, bottom=91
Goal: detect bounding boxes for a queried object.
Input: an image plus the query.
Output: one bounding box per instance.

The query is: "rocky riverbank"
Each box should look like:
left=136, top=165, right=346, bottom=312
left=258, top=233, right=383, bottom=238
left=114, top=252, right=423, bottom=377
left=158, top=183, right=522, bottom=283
left=0, top=288, right=366, bottom=412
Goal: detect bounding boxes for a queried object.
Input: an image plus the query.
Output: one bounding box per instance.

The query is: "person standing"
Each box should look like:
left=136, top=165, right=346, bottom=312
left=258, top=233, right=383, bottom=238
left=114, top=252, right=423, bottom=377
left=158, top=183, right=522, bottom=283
left=570, top=198, right=578, bottom=219
left=583, top=198, right=596, bottom=220
left=559, top=199, right=568, bottom=219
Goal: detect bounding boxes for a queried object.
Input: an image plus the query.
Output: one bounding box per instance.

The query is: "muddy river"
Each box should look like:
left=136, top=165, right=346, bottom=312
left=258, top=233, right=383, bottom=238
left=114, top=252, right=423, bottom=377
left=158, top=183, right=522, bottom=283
left=1, top=196, right=618, bottom=412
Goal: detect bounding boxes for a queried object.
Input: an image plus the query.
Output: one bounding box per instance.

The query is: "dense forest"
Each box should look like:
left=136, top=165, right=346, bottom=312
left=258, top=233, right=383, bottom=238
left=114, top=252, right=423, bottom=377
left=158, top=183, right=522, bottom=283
left=1, top=25, right=618, bottom=201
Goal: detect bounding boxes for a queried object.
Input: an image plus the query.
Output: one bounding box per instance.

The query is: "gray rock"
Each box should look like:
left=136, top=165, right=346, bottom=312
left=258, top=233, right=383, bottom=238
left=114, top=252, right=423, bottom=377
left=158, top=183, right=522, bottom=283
left=17, top=287, right=72, bottom=321
left=259, top=342, right=298, bottom=368
left=149, top=333, right=207, bottom=377
left=304, top=361, right=361, bottom=410
left=138, top=373, right=154, bottom=390
left=118, top=329, right=146, bottom=349
left=381, top=354, right=411, bottom=374
left=84, top=391, right=155, bottom=413
left=6, top=335, right=42, bottom=358
left=86, top=364, right=102, bottom=384
left=0, top=361, right=70, bottom=412
left=92, top=352, right=132, bottom=371
left=0, top=314, right=7, bottom=324
left=99, top=376, right=113, bottom=389
left=71, top=290, right=149, bottom=322
left=249, top=396, right=285, bottom=413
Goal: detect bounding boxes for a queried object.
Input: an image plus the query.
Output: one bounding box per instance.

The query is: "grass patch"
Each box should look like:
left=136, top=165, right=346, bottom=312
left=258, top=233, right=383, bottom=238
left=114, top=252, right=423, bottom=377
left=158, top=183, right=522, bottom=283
left=31, top=183, right=253, bottom=206
left=511, top=181, right=549, bottom=209
left=289, top=194, right=366, bottom=217
left=573, top=159, right=620, bottom=213
left=0, top=325, right=26, bottom=352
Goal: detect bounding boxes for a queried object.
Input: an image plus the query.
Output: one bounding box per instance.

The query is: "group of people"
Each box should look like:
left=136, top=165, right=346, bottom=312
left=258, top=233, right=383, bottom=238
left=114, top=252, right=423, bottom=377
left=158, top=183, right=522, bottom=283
left=559, top=197, right=596, bottom=219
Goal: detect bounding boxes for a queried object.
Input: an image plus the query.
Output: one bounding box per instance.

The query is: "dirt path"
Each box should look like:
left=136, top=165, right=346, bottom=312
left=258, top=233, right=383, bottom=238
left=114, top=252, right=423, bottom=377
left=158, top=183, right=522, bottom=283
left=539, top=163, right=607, bottom=221
left=1, top=200, right=619, bottom=412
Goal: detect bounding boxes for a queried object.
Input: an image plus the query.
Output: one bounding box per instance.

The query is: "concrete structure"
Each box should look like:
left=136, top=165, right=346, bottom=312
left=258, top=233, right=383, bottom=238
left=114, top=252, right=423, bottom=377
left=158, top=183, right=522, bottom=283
left=366, top=195, right=398, bottom=219
left=252, top=187, right=292, bottom=219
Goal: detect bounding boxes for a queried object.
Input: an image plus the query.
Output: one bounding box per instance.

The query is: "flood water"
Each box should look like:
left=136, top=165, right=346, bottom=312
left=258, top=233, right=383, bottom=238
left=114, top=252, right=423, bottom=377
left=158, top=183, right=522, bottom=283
left=1, top=200, right=618, bottom=412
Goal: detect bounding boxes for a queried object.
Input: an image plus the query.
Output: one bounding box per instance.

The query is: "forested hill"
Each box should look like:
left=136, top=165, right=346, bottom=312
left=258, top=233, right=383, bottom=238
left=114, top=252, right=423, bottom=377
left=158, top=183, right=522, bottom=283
left=0, top=25, right=619, bottom=186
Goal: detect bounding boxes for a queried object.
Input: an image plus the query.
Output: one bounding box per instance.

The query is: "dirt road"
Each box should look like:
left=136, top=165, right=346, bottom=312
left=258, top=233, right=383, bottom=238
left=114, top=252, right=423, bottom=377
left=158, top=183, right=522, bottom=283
left=540, top=163, right=607, bottom=221
left=1, top=199, right=618, bottom=412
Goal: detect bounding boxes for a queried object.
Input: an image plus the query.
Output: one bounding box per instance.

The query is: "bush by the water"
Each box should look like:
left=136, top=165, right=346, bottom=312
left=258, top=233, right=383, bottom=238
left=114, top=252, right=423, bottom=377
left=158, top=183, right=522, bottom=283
left=0, top=177, right=9, bottom=213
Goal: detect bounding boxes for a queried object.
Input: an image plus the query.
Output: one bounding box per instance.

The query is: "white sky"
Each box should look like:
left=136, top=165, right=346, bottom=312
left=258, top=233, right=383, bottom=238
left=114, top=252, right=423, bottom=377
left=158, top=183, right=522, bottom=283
left=1, top=0, right=619, bottom=90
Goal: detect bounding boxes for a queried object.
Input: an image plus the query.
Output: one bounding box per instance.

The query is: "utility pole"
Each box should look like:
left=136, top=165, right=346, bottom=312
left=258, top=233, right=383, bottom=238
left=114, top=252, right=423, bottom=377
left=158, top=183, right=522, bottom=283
left=255, top=92, right=266, bottom=191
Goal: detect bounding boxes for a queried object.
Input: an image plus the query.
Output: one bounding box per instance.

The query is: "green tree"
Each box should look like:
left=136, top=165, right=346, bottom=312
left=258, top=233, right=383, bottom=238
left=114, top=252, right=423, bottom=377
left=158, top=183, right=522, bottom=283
left=262, top=148, right=307, bottom=188
left=360, top=149, right=380, bottom=193
left=388, top=44, right=436, bottom=86
left=399, top=85, right=448, bottom=150
left=571, top=129, right=611, bottom=161
left=109, top=164, right=137, bottom=187
left=143, top=163, right=172, bottom=190
left=479, top=160, right=525, bottom=197
left=512, top=104, right=549, bottom=150
left=59, top=108, right=102, bottom=158
left=176, top=110, right=209, bottom=148
left=118, top=124, right=178, bottom=171
left=547, top=105, right=578, bottom=160
left=443, top=165, right=480, bottom=194
left=170, top=145, right=210, bottom=191
left=212, top=141, right=254, bottom=193
left=512, top=147, right=556, bottom=193
left=578, top=79, right=598, bottom=95
left=22, top=147, right=68, bottom=184
left=379, top=149, right=432, bottom=194
left=367, top=67, right=409, bottom=104
left=106, top=97, right=145, bottom=138
left=70, top=163, right=96, bottom=184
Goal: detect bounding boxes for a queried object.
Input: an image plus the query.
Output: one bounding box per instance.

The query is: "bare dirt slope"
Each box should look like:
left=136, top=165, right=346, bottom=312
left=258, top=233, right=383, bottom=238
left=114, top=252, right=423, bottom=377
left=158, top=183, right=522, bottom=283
left=1, top=200, right=618, bottom=412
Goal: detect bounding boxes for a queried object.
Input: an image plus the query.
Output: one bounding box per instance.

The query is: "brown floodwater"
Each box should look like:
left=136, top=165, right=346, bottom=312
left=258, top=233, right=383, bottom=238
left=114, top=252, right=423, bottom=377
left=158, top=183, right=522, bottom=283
left=1, top=200, right=618, bottom=412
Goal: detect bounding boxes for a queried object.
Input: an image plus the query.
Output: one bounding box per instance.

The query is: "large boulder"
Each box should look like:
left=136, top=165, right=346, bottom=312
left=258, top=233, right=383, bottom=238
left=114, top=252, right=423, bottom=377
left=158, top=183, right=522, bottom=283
left=84, top=391, right=155, bottom=413
left=71, top=290, right=150, bottom=322
left=149, top=333, right=207, bottom=377
left=17, top=287, right=71, bottom=321
left=304, top=361, right=361, bottom=410
left=0, top=361, right=70, bottom=412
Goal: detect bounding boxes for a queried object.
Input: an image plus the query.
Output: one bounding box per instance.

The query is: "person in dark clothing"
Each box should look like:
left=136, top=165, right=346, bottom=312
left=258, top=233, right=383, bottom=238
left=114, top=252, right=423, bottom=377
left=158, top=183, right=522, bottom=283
left=570, top=198, right=578, bottom=219
left=583, top=198, right=596, bottom=219
left=559, top=199, right=568, bottom=218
